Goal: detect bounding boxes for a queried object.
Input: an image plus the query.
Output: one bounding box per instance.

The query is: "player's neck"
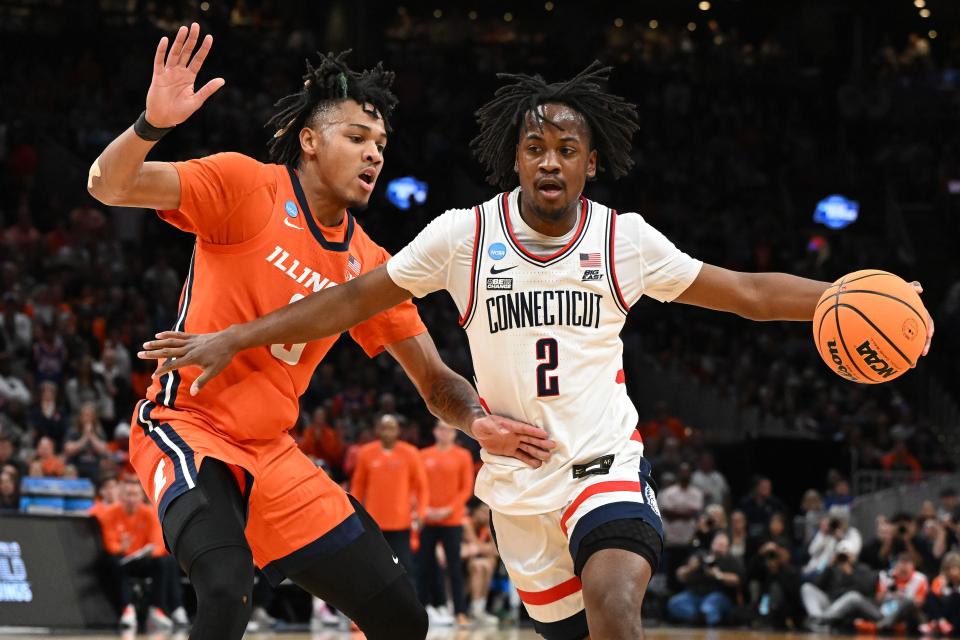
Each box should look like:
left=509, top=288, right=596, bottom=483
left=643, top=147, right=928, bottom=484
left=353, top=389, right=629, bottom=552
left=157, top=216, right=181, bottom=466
left=517, top=190, right=580, bottom=237
left=298, top=169, right=347, bottom=227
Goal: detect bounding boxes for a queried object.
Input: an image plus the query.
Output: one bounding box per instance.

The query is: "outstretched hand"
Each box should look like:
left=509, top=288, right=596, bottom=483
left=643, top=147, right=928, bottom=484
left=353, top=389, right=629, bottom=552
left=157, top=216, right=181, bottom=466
left=910, top=281, right=934, bottom=359
left=471, top=415, right=556, bottom=469
left=145, top=22, right=225, bottom=129
left=139, top=330, right=237, bottom=396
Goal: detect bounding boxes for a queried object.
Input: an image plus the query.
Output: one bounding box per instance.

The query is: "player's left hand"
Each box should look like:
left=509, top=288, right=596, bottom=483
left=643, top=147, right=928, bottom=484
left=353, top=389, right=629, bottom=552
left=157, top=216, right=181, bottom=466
left=471, top=415, right=556, bottom=468
left=138, top=329, right=238, bottom=395
left=910, top=281, right=934, bottom=360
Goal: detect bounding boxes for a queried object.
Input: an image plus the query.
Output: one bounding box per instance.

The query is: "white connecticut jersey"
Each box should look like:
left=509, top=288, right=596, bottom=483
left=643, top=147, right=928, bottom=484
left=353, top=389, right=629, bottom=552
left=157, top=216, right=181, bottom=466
left=387, top=188, right=702, bottom=515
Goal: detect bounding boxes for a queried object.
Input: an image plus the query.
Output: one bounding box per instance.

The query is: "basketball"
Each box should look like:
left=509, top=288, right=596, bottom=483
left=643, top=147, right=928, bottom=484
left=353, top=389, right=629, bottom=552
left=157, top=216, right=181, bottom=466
left=813, top=270, right=928, bottom=384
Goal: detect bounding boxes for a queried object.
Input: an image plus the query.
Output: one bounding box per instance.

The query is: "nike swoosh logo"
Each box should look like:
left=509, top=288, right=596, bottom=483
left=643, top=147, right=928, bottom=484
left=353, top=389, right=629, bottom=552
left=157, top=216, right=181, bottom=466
left=392, top=555, right=399, bottom=564
left=284, top=217, right=303, bottom=230
left=490, top=265, right=516, bottom=275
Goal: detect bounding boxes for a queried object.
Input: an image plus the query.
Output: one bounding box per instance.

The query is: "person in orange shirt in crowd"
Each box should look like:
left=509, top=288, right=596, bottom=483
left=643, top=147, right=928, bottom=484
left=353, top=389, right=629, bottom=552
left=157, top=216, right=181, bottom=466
left=299, top=407, right=344, bottom=476
left=461, top=501, right=501, bottom=625
left=882, top=439, right=923, bottom=481
left=352, top=414, right=428, bottom=577
left=418, top=420, right=475, bottom=626
left=638, top=400, right=691, bottom=445
left=100, top=477, right=174, bottom=631
left=89, top=476, right=120, bottom=520
left=33, top=436, right=65, bottom=477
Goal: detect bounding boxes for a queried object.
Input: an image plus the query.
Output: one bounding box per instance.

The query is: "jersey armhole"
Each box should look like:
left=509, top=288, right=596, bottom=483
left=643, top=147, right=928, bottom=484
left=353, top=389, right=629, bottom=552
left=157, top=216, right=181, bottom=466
left=458, top=206, right=484, bottom=328
left=605, top=209, right=631, bottom=315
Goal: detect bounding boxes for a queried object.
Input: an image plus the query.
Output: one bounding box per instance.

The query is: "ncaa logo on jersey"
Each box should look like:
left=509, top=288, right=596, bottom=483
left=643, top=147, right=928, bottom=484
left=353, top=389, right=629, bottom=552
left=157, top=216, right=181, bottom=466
left=284, top=200, right=299, bottom=218
left=487, top=243, right=507, bottom=261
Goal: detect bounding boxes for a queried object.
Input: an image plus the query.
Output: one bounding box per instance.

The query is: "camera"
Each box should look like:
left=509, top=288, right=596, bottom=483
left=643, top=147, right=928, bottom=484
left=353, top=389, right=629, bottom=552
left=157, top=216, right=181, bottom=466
left=701, top=553, right=717, bottom=568
left=897, top=524, right=909, bottom=536
left=705, top=516, right=716, bottom=529
left=835, top=553, right=850, bottom=564
left=829, top=518, right=842, bottom=532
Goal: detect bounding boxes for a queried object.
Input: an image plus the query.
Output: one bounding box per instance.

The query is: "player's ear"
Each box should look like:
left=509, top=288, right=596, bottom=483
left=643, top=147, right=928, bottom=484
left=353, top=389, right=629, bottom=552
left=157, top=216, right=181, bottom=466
left=300, top=126, right=320, bottom=159
left=586, top=149, right=598, bottom=181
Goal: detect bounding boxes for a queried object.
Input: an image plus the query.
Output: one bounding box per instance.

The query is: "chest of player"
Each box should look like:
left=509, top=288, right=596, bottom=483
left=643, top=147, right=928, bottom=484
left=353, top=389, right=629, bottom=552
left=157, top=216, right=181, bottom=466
left=369, top=451, right=408, bottom=473
left=423, top=454, right=458, bottom=475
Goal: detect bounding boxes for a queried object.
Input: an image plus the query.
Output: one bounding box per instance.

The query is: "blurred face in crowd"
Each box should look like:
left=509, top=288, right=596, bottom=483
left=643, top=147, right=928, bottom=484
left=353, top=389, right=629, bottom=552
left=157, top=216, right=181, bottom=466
left=433, top=421, right=456, bottom=448
left=120, top=480, right=143, bottom=512
left=769, top=513, right=785, bottom=537
left=471, top=503, right=490, bottom=528
left=300, top=100, right=386, bottom=211
left=802, top=489, right=823, bottom=513
left=731, top=511, right=747, bottom=534
left=677, top=463, right=692, bottom=486
left=893, top=556, right=915, bottom=580
left=710, top=532, right=730, bottom=556
left=79, top=402, right=98, bottom=428
left=40, top=382, right=57, bottom=404
left=311, top=407, right=328, bottom=427
left=698, top=452, right=715, bottom=472
left=756, top=478, right=772, bottom=499
left=945, top=559, right=960, bottom=584
left=0, top=472, right=16, bottom=499
left=834, top=480, right=850, bottom=497
left=36, top=437, right=54, bottom=458
left=0, top=438, right=12, bottom=463
left=99, top=477, right=119, bottom=504
left=377, top=414, right=400, bottom=449
left=515, top=103, right=597, bottom=223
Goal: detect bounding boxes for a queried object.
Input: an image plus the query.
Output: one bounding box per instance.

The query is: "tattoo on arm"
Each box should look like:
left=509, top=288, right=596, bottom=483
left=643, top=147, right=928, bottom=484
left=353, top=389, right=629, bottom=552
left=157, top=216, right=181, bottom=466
left=426, top=374, right=485, bottom=438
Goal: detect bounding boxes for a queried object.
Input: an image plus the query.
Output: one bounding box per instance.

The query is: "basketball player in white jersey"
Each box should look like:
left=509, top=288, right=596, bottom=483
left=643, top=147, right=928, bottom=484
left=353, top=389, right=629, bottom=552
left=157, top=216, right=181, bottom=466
left=139, top=63, right=932, bottom=639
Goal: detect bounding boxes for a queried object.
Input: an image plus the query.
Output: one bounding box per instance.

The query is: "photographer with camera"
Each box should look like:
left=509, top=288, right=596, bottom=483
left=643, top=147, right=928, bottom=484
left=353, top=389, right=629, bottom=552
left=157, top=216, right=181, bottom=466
left=801, top=540, right=878, bottom=632
left=803, top=505, right=862, bottom=580
left=862, top=512, right=934, bottom=574
left=852, top=553, right=930, bottom=634
left=667, top=531, right=744, bottom=626
left=748, top=540, right=802, bottom=629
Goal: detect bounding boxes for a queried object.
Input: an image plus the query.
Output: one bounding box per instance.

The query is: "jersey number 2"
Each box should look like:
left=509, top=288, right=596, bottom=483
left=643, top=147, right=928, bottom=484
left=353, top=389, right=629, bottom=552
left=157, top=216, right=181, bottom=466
left=271, top=293, right=307, bottom=365
left=536, top=338, right=559, bottom=397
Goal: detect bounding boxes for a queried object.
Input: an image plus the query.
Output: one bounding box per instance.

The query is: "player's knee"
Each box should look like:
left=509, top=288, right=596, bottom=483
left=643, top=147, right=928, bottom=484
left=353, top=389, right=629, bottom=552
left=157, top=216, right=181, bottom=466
left=354, top=576, right=428, bottom=640
left=191, top=546, right=254, bottom=617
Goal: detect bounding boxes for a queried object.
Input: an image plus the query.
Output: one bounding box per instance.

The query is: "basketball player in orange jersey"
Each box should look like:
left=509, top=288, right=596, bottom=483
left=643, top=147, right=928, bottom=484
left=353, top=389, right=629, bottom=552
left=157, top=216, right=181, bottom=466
left=87, top=24, right=555, bottom=640
left=139, top=63, right=934, bottom=639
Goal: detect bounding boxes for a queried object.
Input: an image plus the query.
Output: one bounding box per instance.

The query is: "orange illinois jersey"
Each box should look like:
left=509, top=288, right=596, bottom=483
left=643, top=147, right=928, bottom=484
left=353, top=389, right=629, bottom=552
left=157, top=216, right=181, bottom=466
left=144, top=152, right=426, bottom=441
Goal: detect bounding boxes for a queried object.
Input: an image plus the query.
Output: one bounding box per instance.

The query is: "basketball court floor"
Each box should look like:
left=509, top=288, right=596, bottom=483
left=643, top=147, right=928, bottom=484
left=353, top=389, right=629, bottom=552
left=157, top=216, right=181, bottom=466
left=0, top=629, right=843, bottom=639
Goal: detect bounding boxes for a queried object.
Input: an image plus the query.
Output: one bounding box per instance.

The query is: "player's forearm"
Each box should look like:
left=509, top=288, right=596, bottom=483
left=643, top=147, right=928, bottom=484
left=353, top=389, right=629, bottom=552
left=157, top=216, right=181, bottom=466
left=745, top=272, right=831, bottom=321
left=422, top=373, right=486, bottom=438
left=225, top=268, right=404, bottom=350
left=88, top=127, right=157, bottom=204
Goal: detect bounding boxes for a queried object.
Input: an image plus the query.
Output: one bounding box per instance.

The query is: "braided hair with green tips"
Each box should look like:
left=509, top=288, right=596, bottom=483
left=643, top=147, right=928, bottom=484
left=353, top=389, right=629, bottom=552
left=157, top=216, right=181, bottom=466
left=471, top=61, right=639, bottom=189
left=266, top=50, right=397, bottom=167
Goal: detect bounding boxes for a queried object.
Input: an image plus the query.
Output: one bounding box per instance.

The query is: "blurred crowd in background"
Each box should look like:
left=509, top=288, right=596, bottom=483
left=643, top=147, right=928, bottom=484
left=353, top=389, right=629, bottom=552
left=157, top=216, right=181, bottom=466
left=1, top=0, right=959, bottom=633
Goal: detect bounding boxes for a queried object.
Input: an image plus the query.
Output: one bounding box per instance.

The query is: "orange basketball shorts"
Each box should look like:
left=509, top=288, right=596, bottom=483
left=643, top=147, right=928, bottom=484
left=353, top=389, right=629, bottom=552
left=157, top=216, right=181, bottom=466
left=129, top=399, right=357, bottom=577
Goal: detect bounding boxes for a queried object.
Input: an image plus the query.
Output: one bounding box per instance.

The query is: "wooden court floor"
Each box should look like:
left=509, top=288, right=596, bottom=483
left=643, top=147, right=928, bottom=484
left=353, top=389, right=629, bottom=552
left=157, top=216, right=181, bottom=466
left=0, top=628, right=847, bottom=639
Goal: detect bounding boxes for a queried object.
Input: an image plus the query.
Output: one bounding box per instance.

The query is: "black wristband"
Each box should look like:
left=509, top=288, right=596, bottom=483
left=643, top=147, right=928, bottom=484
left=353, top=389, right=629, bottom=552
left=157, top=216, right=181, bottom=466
left=133, top=111, right=173, bottom=142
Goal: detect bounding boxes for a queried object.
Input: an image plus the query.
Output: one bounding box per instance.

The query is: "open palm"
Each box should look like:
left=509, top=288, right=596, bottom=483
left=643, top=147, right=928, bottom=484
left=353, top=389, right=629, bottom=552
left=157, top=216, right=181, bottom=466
left=145, top=22, right=225, bottom=129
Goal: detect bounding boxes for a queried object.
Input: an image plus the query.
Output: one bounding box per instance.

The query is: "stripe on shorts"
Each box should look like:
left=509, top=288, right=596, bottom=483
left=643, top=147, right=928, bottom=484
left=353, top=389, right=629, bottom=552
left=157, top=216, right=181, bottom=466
left=559, top=480, right=641, bottom=536
left=156, top=247, right=196, bottom=408
left=516, top=575, right=583, bottom=606
left=135, top=400, right=198, bottom=519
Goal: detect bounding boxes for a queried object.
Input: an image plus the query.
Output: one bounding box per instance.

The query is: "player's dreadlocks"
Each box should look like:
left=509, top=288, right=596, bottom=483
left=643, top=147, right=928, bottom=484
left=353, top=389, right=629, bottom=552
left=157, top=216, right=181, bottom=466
left=471, top=61, right=639, bottom=189
left=266, top=50, right=398, bottom=166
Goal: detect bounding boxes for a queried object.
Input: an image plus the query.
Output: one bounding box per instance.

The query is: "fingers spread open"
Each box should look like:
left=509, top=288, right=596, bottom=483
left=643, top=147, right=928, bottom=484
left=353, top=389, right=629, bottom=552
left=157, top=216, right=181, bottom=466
left=153, top=36, right=168, bottom=75
left=187, top=34, right=213, bottom=73
left=155, top=356, right=189, bottom=377
left=167, top=25, right=188, bottom=67
left=177, top=22, right=200, bottom=67
left=195, top=77, right=226, bottom=103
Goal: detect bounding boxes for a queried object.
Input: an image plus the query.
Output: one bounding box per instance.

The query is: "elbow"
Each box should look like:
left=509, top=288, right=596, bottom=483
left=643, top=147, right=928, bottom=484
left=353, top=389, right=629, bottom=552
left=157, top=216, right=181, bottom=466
left=737, top=274, right=773, bottom=321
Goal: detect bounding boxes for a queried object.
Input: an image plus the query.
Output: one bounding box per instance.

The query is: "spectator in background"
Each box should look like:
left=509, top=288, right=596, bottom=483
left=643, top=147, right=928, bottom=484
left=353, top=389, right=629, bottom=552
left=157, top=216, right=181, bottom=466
left=668, top=531, right=744, bottom=627
left=33, top=435, right=65, bottom=477
left=749, top=539, right=802, bottom=629
left=461, top=501, right=499, bottom=626
left=938, top=488, right=960, bottom=523
left=418, top=420, right=474, bottom=626
left=28, top=381, right=68, bottom=451
left=0, top=468, right=19, bottom=511
left=0, top=434, right=24, bottom=477
left=0, top=355, right=31, bottom=408
left=106, top=423, right=131, bottom=474
left=882, top=439, right=923, bottom=482
left=693, top=505, right=727, bottom=552
left=861, top=516, right=896, bottom=572
left=729, top=510, right=749, bottom=563
left=639, top=401, right=690, bottom=445
left=921, top=552, right=960, bottom=636
left=739, top=477, right=788, bottom=541
left=63, top=401, right=109, bottom=482
left=660, top=463, right=705, bottom=586
left=750, top=512, right=793, bottom=561
left=796, top=489, right=826, bottom=546
left=803, top=506, right=862, bottom=580
left=801, top=539, right=877, bottom=631
left=692, top=451, right=729, bottom=507
left=100, top=477, right=173, bottom=631
left=88, top=475, right=119, bottom=520
left=31, top=321, right=66, bottom=384
left=342, top=425, right=374, bottom=479
left=65, top=355, right=113, bottom=423
left=351, top=413, right=429, bottom=577
left=823, top=478, right=854, bottom=511
left=853, top=553, right=929, bottom=634
left=298, top=407, right=344, bottom=476
left=0, top=292, right=33, bottom=357
left=918, top=515, right=949, bottom=576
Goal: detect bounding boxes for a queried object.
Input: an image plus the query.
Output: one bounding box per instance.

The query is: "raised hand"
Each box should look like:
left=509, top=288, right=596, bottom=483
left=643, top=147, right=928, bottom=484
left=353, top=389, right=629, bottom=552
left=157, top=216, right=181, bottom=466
left=145, top=22, right=225, bottom=128
left=471, top=415, right=556, bottom=469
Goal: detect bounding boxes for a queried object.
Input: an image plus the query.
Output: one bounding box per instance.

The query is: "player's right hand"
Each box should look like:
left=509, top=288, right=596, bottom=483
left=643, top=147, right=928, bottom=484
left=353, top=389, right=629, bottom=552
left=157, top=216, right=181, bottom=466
left=138, top=329, right=238, bottom=395
left=471, top=415, right=556, bottom=469
left=145, top=22, right=225, bottom=129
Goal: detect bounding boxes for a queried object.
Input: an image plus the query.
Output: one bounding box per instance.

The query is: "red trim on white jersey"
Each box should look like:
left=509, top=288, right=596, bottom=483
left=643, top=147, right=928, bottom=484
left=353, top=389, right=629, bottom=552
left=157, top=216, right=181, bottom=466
left=560, top=480, right=642, bottom=535
left=458, top=206, right=482, bottom=327
left=516, top=575, right=583, bottom=606
left=502, top=192, right=589, bottom=263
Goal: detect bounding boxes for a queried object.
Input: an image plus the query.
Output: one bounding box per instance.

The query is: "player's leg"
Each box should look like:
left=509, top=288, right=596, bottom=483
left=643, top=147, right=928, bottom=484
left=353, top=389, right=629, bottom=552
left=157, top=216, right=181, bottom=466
left=246, top=438, right=426, bottom=639
left=163, top=458, right=254, bottom=640
left=577, top=520, right=660, bottom=639
left=282, top=496, right=427, bottom=639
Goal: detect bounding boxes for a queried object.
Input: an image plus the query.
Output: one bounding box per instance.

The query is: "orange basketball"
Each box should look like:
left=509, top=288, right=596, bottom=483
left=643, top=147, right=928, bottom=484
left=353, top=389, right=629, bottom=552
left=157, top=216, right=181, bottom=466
left=813, top=269, right=928, bottom=384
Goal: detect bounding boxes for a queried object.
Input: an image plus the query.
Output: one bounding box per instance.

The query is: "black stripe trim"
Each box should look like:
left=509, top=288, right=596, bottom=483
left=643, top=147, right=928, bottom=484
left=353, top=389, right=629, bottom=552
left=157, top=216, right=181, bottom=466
left=833, top=275, right=874, bottom=383
left=836, top=302, right=916, bottom=368
left=460, top=206, right=485, bottom=329
left=286, top=165, right=355, bottom=252
left=159, top=249, right=196, bottom=408
left=815, top=289, right=926, bottom=324
left=605, top=209, right=629, bottom=315
left=499, top=192, right=592, bottom=268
